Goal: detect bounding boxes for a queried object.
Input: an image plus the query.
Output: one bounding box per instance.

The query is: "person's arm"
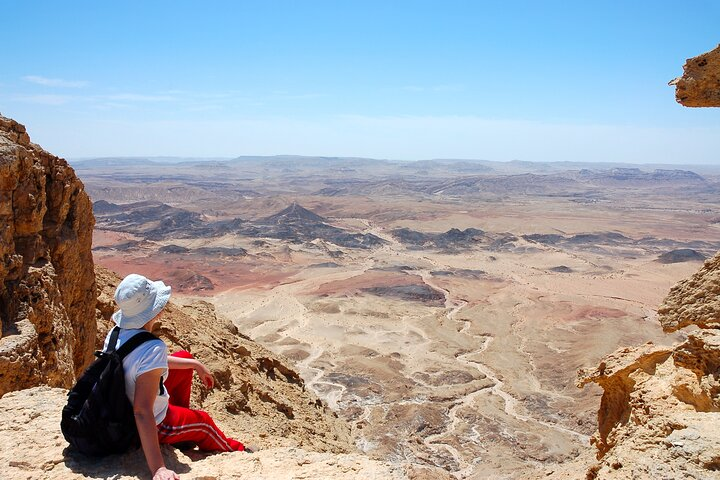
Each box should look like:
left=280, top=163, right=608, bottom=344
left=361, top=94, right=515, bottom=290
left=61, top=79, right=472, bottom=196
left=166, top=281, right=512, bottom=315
left=167, top=356, right=214, bottom=388
left=134, top=368, right=179, bottom=480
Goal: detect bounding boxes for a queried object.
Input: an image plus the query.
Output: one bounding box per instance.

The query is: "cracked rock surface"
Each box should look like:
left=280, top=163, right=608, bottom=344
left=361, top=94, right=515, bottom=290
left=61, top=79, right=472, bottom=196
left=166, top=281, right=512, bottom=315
left=580, top=253, right=720, bottom=479
left=0, top=115, right=96, bottom=395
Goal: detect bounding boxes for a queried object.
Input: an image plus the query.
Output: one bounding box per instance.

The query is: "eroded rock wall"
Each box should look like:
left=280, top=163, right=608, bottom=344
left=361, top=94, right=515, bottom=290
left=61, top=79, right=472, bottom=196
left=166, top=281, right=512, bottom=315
left=658, top=252, right=720, bottom=331
left=580, top=253, right=720, bottom=478
left=580, top=333, right=720, bottom=478
left=0, top=116, right=95, bottom=396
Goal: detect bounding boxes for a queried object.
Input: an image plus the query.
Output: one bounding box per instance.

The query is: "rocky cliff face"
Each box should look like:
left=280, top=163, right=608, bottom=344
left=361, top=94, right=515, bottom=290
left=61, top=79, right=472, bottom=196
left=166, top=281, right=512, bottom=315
left=658, top=252, right=720, bottom=331
left=672, top=44, right=720, bottom=107
left=0, top=116, right=96, bottom=396
left=579, top=252, right=720, bottom=478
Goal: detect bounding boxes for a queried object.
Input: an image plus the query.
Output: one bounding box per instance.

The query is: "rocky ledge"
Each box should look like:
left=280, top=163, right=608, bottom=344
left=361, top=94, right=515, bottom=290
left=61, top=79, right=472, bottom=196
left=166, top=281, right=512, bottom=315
left=0, top=387, right=413, bottom=480
left=579, top=252, right=720, bottom=479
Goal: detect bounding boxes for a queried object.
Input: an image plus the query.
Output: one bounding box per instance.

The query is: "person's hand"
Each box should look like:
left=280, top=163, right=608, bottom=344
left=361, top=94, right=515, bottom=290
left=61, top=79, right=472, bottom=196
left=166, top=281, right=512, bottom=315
left=194, top=362, right=215, bottom=389
left=153, top=466, right=179, bottom=480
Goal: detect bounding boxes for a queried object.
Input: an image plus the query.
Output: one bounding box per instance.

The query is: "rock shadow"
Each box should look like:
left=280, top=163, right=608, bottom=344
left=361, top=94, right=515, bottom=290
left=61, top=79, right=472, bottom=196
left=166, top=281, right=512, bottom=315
left=62, top=445, right=193, bottom=479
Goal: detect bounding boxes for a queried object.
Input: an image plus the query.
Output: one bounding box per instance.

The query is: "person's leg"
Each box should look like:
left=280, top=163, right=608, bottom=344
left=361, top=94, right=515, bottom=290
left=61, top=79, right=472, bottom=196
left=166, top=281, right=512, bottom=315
left=164, top=351, right=193, bottom=409
left=158, top=403, right=245, bottom=452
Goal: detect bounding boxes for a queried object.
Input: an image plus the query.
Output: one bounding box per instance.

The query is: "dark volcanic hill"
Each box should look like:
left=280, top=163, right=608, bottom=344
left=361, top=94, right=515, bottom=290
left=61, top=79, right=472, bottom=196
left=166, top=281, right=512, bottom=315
left=390, top=227, right=522, bottom=252
left=522, top=232, right=720, bottom=257
left=256, top=203, right=385, bottom=248
left=92, top=199, right=124, bottom=214
left=93, top=200, right=205, bottom=240
left=264, top=202, right=327, bottom=224
left=657, top=249, right=706, bottom=264
left=94, top=201, right=385, bottom=250
left=392, top=227, right=487, bottom=250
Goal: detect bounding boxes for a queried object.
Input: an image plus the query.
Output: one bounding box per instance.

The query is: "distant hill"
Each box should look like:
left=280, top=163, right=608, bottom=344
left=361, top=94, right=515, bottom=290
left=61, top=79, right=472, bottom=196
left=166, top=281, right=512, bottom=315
left=657, top=249, right=706, bottom=264
left=264, top=202, right=328, bottom=224
left=578, top=168, right=706, bottom=184
left=70, top=155, right=720, bottom=176
left=94, top=201, right=385, bottom=250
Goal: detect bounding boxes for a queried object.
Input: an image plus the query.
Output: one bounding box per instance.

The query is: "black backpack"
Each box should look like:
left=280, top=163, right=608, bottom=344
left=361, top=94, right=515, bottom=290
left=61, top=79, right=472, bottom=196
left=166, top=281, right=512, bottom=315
left=61, top=326, right=158, bottom=456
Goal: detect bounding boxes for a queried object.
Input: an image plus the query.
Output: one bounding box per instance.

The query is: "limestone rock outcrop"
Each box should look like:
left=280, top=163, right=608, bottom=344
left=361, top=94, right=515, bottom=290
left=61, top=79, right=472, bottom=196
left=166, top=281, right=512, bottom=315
left=580, top=253, right=720, bottom=478
left=672, top=44, right=720, bottom=107
left=658, top=252, right=720, bottom=331
left=0, top=115, right=96, bottom=396
left=579, top=332, right=720, bottom=478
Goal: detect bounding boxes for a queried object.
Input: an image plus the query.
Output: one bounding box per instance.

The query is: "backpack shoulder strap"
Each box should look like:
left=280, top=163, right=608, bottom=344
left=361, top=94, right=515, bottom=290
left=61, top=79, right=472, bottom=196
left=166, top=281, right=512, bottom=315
left=116, top=331, right=160, bottom=361
left=105, top=326, right=121, bottom=354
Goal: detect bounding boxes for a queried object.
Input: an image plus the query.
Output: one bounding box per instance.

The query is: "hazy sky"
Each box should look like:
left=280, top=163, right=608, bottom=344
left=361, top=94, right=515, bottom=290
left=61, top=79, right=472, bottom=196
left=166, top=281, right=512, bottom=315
left=1, top=1, right=719, bottom=163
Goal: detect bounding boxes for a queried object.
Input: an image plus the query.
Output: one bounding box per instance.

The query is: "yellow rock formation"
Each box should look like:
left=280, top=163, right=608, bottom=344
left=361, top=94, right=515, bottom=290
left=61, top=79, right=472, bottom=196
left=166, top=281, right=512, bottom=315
left=672, top=44, right=720, bottom=107
left=0, top=116, right=96, bottom=395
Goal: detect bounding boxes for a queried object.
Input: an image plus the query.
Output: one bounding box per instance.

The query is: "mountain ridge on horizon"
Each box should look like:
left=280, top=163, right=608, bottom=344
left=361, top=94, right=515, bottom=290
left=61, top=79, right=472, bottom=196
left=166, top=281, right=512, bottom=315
left=70, top=154, right=720, bottom=175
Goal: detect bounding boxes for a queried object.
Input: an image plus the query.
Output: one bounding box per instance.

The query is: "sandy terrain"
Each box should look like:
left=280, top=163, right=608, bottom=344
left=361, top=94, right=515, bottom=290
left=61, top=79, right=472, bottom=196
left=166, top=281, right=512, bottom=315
left=86, top=158, right=718, bottom=478
left=208, top=217, right=691, bottom=478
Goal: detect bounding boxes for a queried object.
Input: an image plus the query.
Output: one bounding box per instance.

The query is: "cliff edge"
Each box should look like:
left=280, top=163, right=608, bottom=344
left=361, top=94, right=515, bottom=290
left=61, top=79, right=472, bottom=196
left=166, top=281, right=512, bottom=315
left=579, top=255, right=720, bottom=479
left=94, top=265, right=354, bottom=454
left=0, top=387, right=411, bottom=480
left=0, top=115, right=96, bottom=395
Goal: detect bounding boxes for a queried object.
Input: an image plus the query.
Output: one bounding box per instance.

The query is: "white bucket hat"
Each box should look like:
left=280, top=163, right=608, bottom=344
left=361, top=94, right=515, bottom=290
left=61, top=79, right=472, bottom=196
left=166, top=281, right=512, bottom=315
left=111, top=274, right=172, bottom=329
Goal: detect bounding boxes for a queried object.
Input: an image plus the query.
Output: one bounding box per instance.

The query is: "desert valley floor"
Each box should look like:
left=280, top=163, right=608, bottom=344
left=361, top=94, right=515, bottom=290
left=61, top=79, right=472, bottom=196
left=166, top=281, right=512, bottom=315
left=81, top=157, right=720, bottom=478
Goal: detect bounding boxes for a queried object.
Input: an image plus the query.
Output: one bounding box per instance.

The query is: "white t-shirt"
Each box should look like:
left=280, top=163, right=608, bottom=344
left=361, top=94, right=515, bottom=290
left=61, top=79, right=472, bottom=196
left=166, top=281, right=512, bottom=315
left=103, top=328, right=170, bottom=424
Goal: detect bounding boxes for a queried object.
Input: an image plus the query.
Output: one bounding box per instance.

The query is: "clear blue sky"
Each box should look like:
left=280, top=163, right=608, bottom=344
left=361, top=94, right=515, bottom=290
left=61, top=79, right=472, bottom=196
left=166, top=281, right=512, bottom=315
left=1, top=1, right=719, bottom=163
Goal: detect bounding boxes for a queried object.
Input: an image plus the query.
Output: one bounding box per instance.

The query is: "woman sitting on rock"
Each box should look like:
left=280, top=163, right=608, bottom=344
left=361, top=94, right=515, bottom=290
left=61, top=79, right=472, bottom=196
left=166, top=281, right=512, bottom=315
left=106, top=273, right=247, bottom=480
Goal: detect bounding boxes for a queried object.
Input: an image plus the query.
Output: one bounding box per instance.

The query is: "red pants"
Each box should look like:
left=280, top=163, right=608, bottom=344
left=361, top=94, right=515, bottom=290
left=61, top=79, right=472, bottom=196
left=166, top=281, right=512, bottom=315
left=157, top=351, right=244, bottom=452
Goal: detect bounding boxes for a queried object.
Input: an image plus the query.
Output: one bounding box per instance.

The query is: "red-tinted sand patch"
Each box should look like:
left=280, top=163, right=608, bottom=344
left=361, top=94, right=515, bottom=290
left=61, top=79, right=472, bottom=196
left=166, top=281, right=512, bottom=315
left=95, top=254, right=300, bottom=295
left=312, top=270, right=422, bottom=296
left=93, top=229, right=141, bottom=247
